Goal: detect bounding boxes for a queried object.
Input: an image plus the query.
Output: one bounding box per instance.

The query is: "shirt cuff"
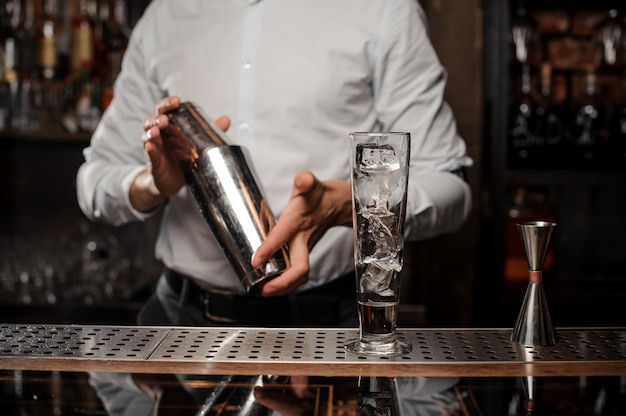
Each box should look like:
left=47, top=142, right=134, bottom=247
left=121, top=165, right=163, bottom=221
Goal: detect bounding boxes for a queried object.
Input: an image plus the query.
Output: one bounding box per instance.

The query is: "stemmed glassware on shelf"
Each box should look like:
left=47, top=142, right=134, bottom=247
left=594, top=8, right=625, bottom=67
left=511, top=4, right=538, bottom=66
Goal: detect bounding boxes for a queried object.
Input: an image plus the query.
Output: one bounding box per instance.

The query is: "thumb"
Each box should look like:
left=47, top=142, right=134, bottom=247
left=292, top=170, right=318, bottom=197
left=214, top=115, right=231, bottom=133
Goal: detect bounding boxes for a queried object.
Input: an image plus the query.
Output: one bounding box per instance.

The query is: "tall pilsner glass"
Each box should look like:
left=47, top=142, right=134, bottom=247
left=345, top=132, right=412, bottom=356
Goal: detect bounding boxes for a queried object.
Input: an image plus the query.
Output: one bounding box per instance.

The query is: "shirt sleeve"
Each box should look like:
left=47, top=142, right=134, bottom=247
left=372, top=0, right=473, bottom=240
left=76, top=5, right=165, bottom=226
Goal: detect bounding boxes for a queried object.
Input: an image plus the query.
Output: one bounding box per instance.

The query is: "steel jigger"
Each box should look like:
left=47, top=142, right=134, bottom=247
left=510, top=220, right=558, bottom=347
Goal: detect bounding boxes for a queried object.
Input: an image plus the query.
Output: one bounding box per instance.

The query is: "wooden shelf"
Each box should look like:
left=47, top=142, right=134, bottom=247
left=0, top=128, right=91, bottom=143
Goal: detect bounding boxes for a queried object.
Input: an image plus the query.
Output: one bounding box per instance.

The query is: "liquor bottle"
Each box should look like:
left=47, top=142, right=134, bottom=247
left=2, top=0, right=35, bottom=131
left=75, top=64, right=101, bottom=132
left=570, top=70, right=609, bottom=165
left=0, top=80, right=11, bottom=131
left=13, top=0, right=35, bottom=81
left=101, top=0, right=129, bottom=110
left=0, top=1, right=20, bottom=130
left=55, top=0, right=71, bottom=79
left=509, top=64, right=538, bottom=165
left=105, top=0, right=129, bottom=79
left=602, top=71, right=626, bottom=168
left=533, top=62, right=564, bottom=149
left=92, top=0, right=107, bottom=80
left=60, top=74, right=78, bottom=133
left=70, top=0, right=95, bottom=79
left=34, top=0, right=59, bottom=80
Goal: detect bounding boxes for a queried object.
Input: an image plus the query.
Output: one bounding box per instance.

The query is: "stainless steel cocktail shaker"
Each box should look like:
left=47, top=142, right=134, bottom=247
left=161, top=102, right=289, bottom=293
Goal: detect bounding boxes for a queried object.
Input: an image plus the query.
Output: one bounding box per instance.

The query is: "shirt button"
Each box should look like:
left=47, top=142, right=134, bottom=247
left=239, top=122, right=251, bottom=132
left=241, top=59, right=252, bottom=70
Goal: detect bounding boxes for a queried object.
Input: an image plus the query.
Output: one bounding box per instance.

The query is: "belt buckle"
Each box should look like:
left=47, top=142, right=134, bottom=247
left=203, top=291, right=237, bottom=324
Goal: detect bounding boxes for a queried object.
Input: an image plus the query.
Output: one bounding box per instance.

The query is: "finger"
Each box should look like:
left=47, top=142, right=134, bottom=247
left=141, top=124, right=163, bottom=145
left=141, top=127, right=152, bottom=144
left=252, top=172, right=317, bottom=268
left=253, top=387, right=302, bottom=415
left=292, top=170, right=318, bottom=197
left=142, top=125, right=167, bottom=167
left=252, top=387, right=280, bottom=409
left=261, top=239, right=310, bottom=296
left=254, top=386, right=314, bottom=415
left=156, top=96, right=181, bottom=114
left=142, top=114, right=166, bottom=132
left=261, top=263, right=309, bottom=297
left=251, top=219, right=296, bottom=269
left=214, top=115, right=231, bottom=133
left=143, top=116, right=155, bottom=131
left=289, top=376, right=311, bottom=399
left=142, top=132, right=159, bottom=166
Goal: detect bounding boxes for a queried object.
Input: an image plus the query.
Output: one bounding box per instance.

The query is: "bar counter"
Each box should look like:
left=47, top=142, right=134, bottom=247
left=1, top=324, right=625, bottom=377
left=1, top=324, right=625, bottom=414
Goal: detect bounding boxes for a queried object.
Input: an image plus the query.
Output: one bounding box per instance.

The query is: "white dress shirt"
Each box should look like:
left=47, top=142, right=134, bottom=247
left=76, top=0, right=472, bottom=294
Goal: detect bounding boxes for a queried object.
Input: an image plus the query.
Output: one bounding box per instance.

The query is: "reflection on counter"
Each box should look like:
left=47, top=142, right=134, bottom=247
left=2, top=371, right=626, bottom=415
left=89, top=373, right=461, bottom=416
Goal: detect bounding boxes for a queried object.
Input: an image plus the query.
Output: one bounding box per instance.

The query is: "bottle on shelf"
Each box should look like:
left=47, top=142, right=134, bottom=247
left=60, top=74, right=78, bottom=134
left=534, top=62, right=564, bottom=148
left=55, top=0, right=71, bottom=80
left=507, top=3, right=541, bottom=169
left=606, top=74, right=626, bottom=167
left=12, top=0, right=35, bottom=81
left=75, top=63, right=101, bottom=133
left=92, top=0, right=107, bottom=81
left=70, top=0, right=95, bottom=80
left=101, top=0, right=129, bottom=110
left=597, top=8, right=626, bottom=169
left=508, top=64, right=539, bottom=166
left=0, top=1, right=20, bottom=131
left=34, top=0, right=59, bottom=81
left=569, top=69, right=610, bottom=165
left=9, top=0, right=37, bottom=132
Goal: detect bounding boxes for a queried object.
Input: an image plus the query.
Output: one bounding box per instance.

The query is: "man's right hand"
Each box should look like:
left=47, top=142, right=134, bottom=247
left=130, top=96, right=231, bottom=212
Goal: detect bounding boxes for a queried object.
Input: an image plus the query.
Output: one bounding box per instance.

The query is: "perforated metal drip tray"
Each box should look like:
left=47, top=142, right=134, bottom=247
left=1, top=325, right=625, bottom=377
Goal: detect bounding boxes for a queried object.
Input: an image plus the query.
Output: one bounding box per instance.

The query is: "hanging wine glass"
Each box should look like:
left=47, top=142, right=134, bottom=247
left=595, top=9, right=625, bottom=67
left=511, top=5, right=538, bottom=64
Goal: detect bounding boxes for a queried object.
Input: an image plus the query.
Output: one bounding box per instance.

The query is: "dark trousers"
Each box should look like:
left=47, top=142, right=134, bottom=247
left=137, top=270, right=359, bottom=328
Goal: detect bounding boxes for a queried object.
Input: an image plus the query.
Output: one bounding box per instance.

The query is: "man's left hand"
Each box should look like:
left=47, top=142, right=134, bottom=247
left=251, top=170, right=352, bottom=297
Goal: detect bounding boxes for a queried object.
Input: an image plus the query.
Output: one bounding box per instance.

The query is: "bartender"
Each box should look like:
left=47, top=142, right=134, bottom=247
left=77, top=0, right=471, bottom=413
left=76, top=0, right=472, bottom=329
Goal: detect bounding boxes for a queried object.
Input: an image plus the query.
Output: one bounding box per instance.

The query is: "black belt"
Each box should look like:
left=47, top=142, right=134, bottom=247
left=164, top=268, right=355, bottom=326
